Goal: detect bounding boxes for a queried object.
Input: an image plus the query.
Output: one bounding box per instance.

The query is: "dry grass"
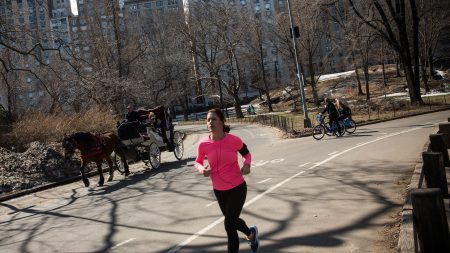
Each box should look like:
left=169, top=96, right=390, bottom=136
left=0, top=107, right=117, bottom=151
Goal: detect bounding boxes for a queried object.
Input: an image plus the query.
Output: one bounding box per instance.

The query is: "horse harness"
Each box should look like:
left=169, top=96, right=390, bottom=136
left=80, top=134, right=107, bottom=160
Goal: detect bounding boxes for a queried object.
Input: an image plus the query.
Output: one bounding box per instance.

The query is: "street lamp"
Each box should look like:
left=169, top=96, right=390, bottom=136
left=286, top=0, right=312, bottom=128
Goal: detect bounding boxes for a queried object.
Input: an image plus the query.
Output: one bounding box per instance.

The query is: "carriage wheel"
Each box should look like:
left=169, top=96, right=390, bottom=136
left=112, top=152, right=126, bottom=174
left=173, top=131, right=184, bottom=160
left=148, top=142, right=161, bottom=169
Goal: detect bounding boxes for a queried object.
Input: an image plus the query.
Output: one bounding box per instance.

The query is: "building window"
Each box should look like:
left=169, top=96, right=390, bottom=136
left=156, top=1, right=163, bottom=7
left=168, top=0, right=178, bottom=6
left=255, top=4, right=260, bottom=12
left=144, top=2, right=151, bottom=8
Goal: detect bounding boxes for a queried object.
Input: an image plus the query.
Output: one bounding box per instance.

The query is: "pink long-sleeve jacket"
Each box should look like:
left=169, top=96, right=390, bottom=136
left=195, top=133, right=252, bottom=191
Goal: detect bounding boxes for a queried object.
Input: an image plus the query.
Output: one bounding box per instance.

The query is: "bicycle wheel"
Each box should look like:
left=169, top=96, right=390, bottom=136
left=148, top=142, right=161, bottom=169
left=312, top=125, right=325, bottom=140
left=173, top=131, right=184, bottom=160
left=345, top=119, right=356, bottom=134
left=112, top=152, right=126, bottom=174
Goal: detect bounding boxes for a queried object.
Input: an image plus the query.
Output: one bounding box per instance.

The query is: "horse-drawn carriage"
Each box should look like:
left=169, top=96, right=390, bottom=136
left=112, top=106, right=184, bottom=171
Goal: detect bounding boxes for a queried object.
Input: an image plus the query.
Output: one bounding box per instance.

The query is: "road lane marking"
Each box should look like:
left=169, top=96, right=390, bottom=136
left=258, top=178, right=272, bottom=184
left=252, top=160, right=269, bottom=167
left=242, top=128, right=256, bottom=138
left=328, top=151, right=338, bottom=156
left=298, top=162, right=310, bottom=167
left=166, top=125, right=426, bottom=253
left=205, top=201, right=217, bottom=207
left=270, top=158, right=285, bottom=163
left=112, top=238, right=136, bottom=249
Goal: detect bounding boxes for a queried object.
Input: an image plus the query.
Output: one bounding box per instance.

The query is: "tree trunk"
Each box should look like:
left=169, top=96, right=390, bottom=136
left=380, top=39, right=387, bottom=87
left=363, top=64, right=370, bottom=100
left=233, top=93, right=243, bottom=118
left=420, top=53, right=430, bottom=92
left=351, top=52, right=364, bottom=95
left=396, top=56, right=402, bottom=77
left=404, top=62, right=422, bottom=103
left=428, top=47, right=434, bottom=78
left=259, top=43, right=273, bottom=112
left=233, top=51, right=244, bottom=119
left=183, top=95, right=189, bottom=121
left=399, top=30, right=423, bottom=104
left=410, top=0, right=421, bottom=99
left=308, top=52, right=319, bottom=105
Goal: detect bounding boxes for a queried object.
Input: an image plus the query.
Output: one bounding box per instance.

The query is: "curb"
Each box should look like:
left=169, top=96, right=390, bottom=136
left=0, top=169, right=113, bottom=202
left=397, top=141, right=429, bottom=252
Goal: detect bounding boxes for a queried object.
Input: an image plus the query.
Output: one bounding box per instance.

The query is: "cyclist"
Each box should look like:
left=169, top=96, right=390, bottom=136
left=320, top=97, right=342, bottom=136
left=336, top=98, right=352, bottom=121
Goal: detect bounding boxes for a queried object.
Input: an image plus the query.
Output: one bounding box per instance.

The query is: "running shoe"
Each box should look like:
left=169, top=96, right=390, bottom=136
left=248, top=225, right=259, bottom=252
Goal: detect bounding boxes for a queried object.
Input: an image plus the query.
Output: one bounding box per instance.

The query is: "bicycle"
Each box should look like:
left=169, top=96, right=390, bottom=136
left=312, top=114, right=346, bottom=140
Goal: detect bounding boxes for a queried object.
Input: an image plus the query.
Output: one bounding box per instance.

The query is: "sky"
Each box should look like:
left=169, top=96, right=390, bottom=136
left=69, top=0, right=124, bottom=15
left=70, top=0, right=78, bottom=16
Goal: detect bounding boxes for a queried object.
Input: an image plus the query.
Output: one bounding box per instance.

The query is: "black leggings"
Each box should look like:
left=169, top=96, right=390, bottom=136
left=214, top=182, right=252, bottom=253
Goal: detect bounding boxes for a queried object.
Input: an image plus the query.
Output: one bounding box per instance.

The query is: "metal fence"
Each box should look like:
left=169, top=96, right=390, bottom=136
left=228, top=113, right=295, bottom=133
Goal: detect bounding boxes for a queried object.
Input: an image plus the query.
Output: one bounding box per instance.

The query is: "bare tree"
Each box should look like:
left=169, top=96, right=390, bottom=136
left=272, top=11, right=308, bottom=104
left=244, top=14, right=274, bottom=112
left=180, top=0, right=227, bottom=110
left=0, top=1, right=76, bottom=114
left=417, top=0, right=449, bottom=91
left=213, top=3, right=253, bottom=118
left=347, top=0, right=423, bottom=104
left=292, top=0, right=325, bottom=105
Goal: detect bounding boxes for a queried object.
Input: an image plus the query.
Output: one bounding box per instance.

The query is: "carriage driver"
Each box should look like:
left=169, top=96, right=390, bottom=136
left=125, top=105, right=140, bottom=123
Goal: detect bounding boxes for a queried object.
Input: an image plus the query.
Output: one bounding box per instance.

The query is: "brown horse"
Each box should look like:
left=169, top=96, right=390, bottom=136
left=62, top=132, right=129, bottom=187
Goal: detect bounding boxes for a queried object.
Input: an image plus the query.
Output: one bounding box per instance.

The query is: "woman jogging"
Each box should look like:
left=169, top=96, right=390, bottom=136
left=195, top=108, right=259, bottom=253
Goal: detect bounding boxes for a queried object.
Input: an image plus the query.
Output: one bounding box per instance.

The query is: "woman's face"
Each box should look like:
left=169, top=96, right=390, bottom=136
left=207, top=112, right=223, bottom=133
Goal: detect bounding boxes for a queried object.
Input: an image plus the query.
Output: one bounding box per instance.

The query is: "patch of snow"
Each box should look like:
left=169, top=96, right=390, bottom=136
left=422, top=91, right=450, bottom=97
left=436, top=70, right=446, bottom=78
left=318, top=70, right=354, bottom=82
left=382, top=92, right=408, bottom=98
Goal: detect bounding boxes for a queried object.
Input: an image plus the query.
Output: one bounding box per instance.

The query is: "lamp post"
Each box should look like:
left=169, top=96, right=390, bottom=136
left=286, top=0, right=312, bottom=128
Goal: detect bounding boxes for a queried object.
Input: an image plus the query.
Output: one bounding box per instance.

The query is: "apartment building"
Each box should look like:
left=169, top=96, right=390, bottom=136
left=0, top=0, right=54, bottom=109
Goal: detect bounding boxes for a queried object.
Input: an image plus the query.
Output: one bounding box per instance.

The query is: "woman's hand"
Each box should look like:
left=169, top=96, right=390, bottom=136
left=241, top=164, right=251, bottom=175
left=202, top=165, right=211, bottom=177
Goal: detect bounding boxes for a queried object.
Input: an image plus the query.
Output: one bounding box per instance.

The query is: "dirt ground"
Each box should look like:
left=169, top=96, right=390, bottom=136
left=252, top=65, right=449, bottom=114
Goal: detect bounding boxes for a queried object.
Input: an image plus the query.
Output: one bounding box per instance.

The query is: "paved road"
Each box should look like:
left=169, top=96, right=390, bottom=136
left=0, top=110, right=448, bottom=253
